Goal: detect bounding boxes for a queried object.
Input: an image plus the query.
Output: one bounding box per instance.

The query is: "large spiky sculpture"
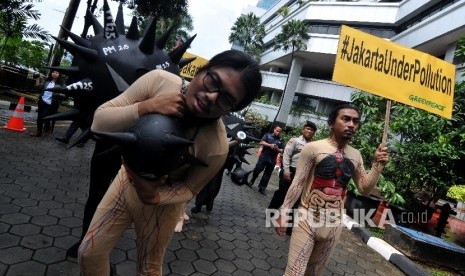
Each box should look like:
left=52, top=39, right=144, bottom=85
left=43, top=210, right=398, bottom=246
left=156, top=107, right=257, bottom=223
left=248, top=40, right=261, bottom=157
left=44, top=0, right=196, bottom=146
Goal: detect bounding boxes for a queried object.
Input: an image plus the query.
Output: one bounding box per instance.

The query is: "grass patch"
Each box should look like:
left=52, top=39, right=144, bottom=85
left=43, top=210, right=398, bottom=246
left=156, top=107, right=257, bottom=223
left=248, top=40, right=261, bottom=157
left=367, top=227, right=385, bottom=239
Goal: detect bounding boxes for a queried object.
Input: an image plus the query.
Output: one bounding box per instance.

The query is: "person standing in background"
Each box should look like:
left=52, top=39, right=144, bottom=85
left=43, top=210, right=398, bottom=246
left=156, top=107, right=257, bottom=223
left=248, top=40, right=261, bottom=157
left=30, top=70, right=65, bottom=137
left=268, top=121, right=317, bottom=234
left=247, top=125, right=285, bottom=195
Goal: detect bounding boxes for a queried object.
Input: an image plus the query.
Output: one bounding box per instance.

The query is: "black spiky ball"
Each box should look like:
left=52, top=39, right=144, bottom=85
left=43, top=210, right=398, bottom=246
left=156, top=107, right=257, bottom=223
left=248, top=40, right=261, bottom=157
left=120, top=114, right=192, bottom=180
left=47, top=0, right=196, bottom=144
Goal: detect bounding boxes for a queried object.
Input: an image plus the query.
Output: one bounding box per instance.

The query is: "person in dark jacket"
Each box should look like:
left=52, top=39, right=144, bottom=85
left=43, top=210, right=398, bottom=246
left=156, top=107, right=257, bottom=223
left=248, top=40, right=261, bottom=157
left=30, top=70, right=65, bottom=137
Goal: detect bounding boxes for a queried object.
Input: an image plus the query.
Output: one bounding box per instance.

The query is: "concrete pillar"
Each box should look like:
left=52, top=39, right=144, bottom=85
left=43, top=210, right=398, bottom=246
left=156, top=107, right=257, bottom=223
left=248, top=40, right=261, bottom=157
left=444, top=42, right=457, bottom=63
left=270, top=90, right=281, bottom=105
left=275, top=56, right=303, bottom=126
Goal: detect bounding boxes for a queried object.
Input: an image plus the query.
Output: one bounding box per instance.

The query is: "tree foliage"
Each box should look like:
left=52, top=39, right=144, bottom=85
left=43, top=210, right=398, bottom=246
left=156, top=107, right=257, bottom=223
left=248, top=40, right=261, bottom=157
left=112, top=0, right=188, bottom=19
left=1, top=38, right=48, bottom=71
left=273, top=19, right=309, bottom=53
left=229, top=12, right=265, bottom=61
left=0, top=0, right=49, bottom=59
left=350, top=81, right=465, bottom=207
left=110, top=0, right=192, bottom=50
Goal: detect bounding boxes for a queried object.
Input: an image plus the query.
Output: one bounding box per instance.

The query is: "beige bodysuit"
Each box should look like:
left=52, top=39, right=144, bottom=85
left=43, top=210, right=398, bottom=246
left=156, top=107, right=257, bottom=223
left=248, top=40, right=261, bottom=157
left=79, top=70, right=228, bottom=275
left=281, top=138, right=382, bottom=276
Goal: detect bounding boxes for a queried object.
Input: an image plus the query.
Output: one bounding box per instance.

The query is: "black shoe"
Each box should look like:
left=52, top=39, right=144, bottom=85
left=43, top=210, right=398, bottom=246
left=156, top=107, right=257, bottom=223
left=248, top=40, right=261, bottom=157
left=55, top=137, right=69, bottom=144
left=206, top=201, right=213, bottom=212
left=191, top=206, right=201, bottom=213
left=66, top=241, right=80, bottom=258
left=247, top=179, right=255, bottom=187
left=259, top=188, right=267, bottom=195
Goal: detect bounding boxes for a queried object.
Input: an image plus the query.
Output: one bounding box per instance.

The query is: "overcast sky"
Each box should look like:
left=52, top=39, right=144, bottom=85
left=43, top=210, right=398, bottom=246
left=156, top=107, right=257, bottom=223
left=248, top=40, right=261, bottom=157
left=30, top=0, right=259, bottom=59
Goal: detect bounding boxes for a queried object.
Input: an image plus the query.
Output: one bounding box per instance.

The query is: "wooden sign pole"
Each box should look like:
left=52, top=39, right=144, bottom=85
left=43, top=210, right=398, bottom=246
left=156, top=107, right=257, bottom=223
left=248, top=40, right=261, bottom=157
left=382, top=100, right=391, bottom=146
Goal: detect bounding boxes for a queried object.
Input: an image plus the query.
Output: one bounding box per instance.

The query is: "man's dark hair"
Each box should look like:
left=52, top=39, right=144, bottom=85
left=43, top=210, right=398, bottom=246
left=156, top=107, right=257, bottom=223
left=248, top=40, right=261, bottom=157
left=304, top=120, right=317, bottom=131
left=197, top=50, right=262, bottom=111
left=327, top=104, right=361, bottom=126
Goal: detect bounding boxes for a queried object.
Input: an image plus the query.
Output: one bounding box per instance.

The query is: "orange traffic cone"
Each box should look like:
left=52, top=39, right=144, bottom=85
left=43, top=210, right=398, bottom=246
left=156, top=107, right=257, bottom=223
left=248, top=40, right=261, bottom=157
left=2, top=96, right=26, bottom=132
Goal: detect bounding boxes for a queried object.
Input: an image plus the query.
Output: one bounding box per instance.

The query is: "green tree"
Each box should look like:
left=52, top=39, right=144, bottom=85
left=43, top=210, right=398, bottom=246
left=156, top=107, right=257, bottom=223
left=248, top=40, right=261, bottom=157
left=1, top=38, right=47, bottom=70
left=350, top=85, right=465, bottom=207
left=0, top=0, right=49, bottom=59
left=229, top=12, right=265, bottom=61
left=109, top=0, right=192, bottom=50
left=278, top=6, right=289, bottom=18
left=272, top=19, right=310, bottom=126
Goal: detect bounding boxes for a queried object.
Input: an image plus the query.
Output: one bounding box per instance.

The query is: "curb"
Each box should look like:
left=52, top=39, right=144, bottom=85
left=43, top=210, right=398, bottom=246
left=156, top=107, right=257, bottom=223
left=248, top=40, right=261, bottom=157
left=343, top=214, right=429, bottom=276
left=0, top=100, right=36, bottom=112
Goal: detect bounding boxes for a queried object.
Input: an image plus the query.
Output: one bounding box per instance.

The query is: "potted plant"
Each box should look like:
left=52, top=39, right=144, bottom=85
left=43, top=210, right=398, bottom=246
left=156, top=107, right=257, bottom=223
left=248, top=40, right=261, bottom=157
left=447, top=185, right=465, bottom=220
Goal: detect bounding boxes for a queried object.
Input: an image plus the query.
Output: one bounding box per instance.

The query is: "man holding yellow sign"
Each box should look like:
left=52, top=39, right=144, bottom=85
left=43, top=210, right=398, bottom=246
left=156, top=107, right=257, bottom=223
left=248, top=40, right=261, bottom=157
left=333, top=25, right=455, bottom=119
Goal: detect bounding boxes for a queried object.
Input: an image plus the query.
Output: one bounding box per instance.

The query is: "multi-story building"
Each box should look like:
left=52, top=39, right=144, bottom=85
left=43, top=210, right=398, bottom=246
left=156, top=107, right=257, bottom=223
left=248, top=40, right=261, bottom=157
left=249, top=0, right=465, bottom=126
left=257, top=0, right=280, bottom=10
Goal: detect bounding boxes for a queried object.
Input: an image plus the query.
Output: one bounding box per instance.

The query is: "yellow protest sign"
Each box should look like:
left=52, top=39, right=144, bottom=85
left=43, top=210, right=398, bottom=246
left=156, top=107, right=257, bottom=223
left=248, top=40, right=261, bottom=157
left=180, top=52, right=209, bottom=79
left=333, top=25, right=455, bottom=119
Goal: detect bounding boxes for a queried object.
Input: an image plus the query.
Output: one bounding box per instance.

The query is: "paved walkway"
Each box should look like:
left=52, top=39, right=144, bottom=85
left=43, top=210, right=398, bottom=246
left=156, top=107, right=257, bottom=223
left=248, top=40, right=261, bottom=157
left=0, top=104, right=405, bottom=275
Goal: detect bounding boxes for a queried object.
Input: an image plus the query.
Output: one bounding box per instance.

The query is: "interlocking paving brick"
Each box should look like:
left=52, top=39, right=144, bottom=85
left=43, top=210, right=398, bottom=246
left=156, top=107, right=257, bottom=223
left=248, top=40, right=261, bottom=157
left=30, top=215, right=58, bottom=226
left=0, top=263, right=7, bottom=276
left=175, top=248, right=198, bottom=262
left=21, top=234, right=53, bottom=250
left=21, top=206, right=48, bottom=216
left=38, top=199, right=63, bottom=209
left=179, top=238, right=201, bottom=251
left=170, top=259, right=195, bottom=275
left=232, top=269, right=253, bottom=276
left=48, top=208, right=73, bottom=218
left=0, top=222, right=10, bottom=233
left=0, top=246, right=33, bottom=264
left=47, top=261, right=81, bottom=276
left=219, top=240, right=238, bottom=252
left=42, top=225, right=70, bottom=237
left=0, top=233, right=20, bottom=249
left=232, top=258, right=254, bottom=272
left=6, top=260, right=46, bottom=276
left=59, top=217, right=83, bottom=228
left=5, top=190, right=30, bottom=199
left=0, top=126, right=407, bottom=276
left=0, top=196, right=12, bottom=204
left=54, top=235, right=79, bottom=250
left=196, top=247, right=218, bottom=261
left=10, top=223, right=40, bottom=236
left=215, top=248, right=236, bottom=261
left=0, top=204, right=21, bottom=215
left=34, top=247, right=67, bottom=264
left=214, top=258, right=237, bottom=273
left=251, top=256, right=272, bottom=270
left=233, top=247, right=253, bottom=260
left=193, top=259, right=218, bottom=274
left=110, top=248, right=126, bottom=264
left=2, top=212, right=30, bottom=224
left=30, top=192, right=53, bottom=200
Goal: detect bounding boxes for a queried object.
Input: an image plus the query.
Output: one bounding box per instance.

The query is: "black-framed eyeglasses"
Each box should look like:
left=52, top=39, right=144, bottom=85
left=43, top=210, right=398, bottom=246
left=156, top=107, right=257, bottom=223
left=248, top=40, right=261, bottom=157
left=202, top=70, right=236, bottom=111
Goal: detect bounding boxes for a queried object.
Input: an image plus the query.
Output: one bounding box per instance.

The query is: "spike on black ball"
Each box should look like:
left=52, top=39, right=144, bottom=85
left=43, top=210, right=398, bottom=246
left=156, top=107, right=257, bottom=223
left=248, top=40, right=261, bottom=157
left=47, top=0, right=196, bottom=147
left=93, top=114, right=207, bottom=179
